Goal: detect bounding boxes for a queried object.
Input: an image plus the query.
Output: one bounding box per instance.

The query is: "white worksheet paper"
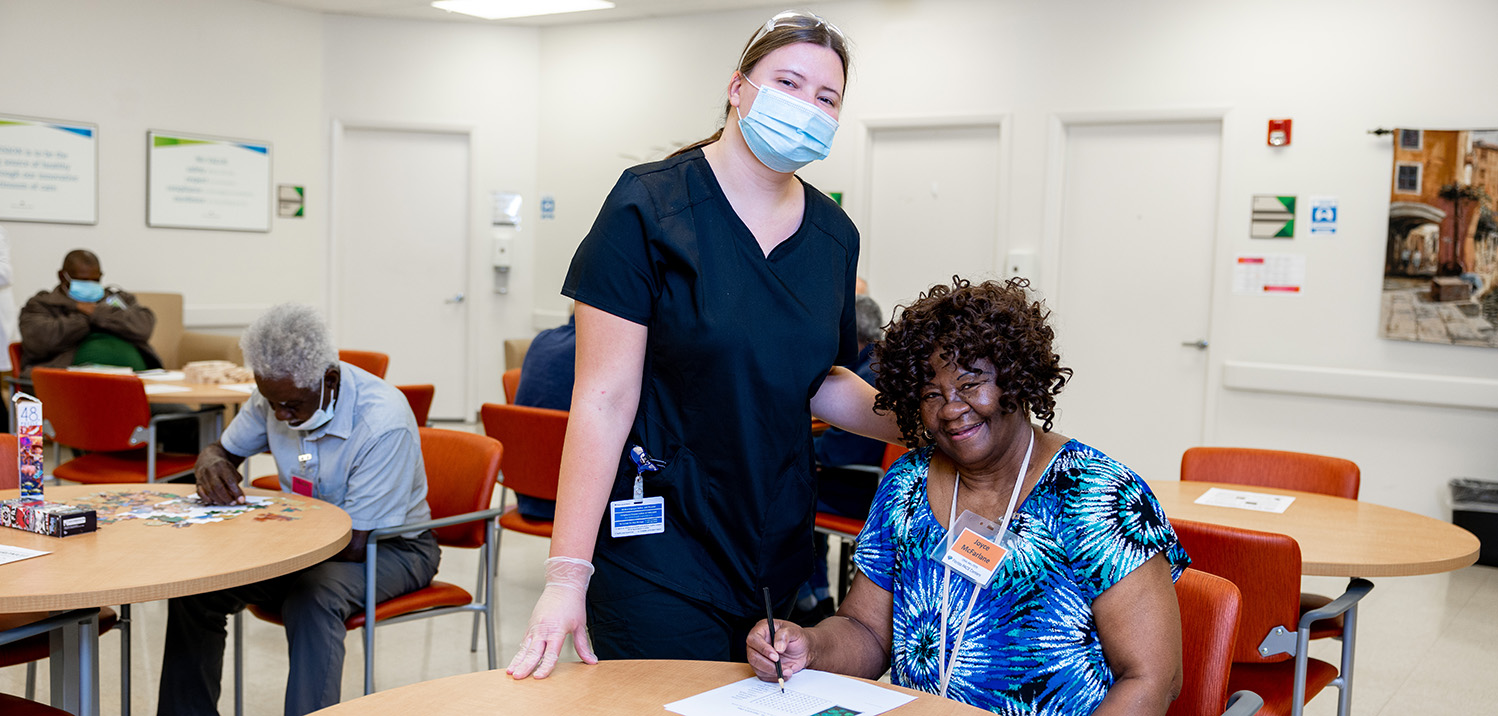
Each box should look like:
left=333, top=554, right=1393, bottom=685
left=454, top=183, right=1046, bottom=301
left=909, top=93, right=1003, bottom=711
left=1193, top=487, right=1296, bottom=514
left=666, top=670, right=915, bottom=716
left=143, top=384, right=193, bottom=395
left=220, top=383, right=256, bottom=394
left=0, top=544, right=50, bottom=566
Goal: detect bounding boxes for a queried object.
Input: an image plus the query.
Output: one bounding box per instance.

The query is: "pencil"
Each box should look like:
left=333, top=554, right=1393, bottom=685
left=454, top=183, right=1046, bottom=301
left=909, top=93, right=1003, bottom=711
left=762, top=587, right=785, bottom=693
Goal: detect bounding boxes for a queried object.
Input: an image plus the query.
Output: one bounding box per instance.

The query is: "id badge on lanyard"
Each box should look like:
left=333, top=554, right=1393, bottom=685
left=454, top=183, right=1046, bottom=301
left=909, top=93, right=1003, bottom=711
left=609, top=445, right=666, bottom=538
left=291, top=450, right=315, bottom=498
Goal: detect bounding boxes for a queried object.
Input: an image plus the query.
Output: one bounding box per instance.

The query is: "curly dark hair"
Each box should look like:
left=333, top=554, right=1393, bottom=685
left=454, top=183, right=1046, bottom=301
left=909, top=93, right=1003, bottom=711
left=873, top=276, right=1072, bottom=447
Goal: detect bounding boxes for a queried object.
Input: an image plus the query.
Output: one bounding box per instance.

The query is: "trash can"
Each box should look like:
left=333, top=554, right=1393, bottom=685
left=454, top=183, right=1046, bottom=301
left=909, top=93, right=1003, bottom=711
left=1450, top=478, right=1498, bottom=568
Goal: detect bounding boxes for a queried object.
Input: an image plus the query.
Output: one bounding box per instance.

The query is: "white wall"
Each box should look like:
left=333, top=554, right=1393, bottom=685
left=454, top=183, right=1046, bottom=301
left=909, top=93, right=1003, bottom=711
left=322, top=14, right=541, bottom=411
left=0, top=0, right=326, bottom=323
left=532, top=0, right=1498, bottom=519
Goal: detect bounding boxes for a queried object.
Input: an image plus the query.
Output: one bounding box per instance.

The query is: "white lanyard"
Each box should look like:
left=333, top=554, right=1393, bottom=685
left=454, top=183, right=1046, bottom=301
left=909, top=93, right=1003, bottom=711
left=937, top=426, right=1034, bottom=699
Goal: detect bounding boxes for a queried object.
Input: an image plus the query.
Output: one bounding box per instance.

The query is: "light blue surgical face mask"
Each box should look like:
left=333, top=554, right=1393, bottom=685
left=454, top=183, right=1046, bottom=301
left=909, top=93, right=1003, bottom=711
left=736, top=76, right=839, bottom=174
left=65, top=273, right=105, bottom=303
left=289, top=375, right=337, bottom=432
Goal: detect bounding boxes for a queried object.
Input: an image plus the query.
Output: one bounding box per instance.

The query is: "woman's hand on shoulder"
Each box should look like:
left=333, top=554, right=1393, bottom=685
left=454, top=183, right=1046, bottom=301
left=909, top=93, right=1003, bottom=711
left=747, top=619, right=811, bottom=682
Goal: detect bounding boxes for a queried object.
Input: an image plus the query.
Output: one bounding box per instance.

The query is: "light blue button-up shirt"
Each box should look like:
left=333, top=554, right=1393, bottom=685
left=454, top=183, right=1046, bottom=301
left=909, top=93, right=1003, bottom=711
left=222, top=362, right=430, bottom=532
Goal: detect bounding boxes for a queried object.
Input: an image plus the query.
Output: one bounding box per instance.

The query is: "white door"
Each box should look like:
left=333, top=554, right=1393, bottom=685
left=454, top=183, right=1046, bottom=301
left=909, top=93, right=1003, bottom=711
left=1050, top=120, right=1221, bottom=482
left=866, top=125, right=1003, bottom=315
left=334, top=128, right=470, bottom=420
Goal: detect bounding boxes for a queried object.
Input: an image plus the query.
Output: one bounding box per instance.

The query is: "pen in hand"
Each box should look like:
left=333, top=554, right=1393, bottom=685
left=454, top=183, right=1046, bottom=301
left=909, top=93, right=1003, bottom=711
left=762, top=587, right=785, bottom=693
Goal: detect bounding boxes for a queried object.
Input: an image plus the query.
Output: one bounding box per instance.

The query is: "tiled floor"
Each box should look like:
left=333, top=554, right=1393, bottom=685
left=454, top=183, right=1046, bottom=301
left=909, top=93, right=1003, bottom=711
left=4, top=429, right=1497, bottom=714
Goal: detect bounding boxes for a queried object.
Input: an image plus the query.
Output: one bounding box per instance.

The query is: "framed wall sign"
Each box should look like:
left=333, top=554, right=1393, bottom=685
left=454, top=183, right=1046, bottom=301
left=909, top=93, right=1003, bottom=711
left=147, top=130, right=271, bottom=231
left=0, top=113, right=99, bottom=224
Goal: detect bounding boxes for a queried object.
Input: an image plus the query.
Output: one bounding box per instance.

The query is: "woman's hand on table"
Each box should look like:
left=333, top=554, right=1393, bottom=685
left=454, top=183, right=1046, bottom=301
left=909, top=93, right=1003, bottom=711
left=747, top=618, right=811, bottom=681
left=507, top=556, right=598, bottom=679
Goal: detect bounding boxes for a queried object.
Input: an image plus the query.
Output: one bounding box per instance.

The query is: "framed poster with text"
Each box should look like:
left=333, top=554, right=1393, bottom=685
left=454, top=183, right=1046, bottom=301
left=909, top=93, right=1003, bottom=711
left=0, top=114, right=99, bottom=224
left=147, top=130, right=271, bottom=232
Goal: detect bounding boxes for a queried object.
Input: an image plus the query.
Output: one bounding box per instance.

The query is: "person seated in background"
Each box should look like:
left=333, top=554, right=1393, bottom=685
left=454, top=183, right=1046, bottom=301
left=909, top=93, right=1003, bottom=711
left=510, top=306, right=576, bottom=520
left=749, top=277, right=1188, bottom=714
left=19, top=249, right=161, bottom=375
left=158, top=303, right=439, bottom=716
left=794, top=294, right=886, bottom=622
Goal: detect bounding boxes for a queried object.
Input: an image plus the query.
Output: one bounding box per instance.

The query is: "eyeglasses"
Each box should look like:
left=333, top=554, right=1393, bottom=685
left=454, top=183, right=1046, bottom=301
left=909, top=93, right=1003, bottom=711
left=739, top=10, right=847, bottom=69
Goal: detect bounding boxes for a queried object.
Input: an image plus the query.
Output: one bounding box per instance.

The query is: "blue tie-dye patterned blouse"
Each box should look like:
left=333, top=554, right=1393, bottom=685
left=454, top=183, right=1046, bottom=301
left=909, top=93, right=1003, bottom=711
left=853, top=441, right=1190, bottom=715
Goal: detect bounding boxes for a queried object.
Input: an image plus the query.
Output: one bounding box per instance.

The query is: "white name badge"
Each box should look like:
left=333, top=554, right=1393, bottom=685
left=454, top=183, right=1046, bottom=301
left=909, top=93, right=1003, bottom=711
left=609, top=497, right=665, bottom=538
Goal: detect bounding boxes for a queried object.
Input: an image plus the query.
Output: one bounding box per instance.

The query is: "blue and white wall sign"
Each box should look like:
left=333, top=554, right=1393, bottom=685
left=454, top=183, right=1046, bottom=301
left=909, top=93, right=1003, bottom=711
left=147, top=131, right=271, bottom=232
left=1309, top=195, right=1338, bottom=237
left=0, top=114, right=99, bottom=224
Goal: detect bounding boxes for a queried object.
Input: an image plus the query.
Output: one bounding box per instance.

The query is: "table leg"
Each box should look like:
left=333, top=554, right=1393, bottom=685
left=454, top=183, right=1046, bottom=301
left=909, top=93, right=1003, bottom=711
left=48, top=609, right=100, bottom=716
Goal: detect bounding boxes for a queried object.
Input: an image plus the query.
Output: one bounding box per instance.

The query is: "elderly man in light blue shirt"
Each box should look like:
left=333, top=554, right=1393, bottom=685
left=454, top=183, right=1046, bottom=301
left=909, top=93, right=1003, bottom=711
left=157, top=303, right=439, bottom=716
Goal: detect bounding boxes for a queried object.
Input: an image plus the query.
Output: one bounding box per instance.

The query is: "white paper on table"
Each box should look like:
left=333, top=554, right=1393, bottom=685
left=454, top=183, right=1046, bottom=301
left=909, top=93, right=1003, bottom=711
left=666, top=670, right=916, bottom=716
left=137, top=370, right=187, bottom=382
left=143, top=384, right=193, bottom=395
left=0, top=544, right=50, bottom=566
left=1193, top=487, right=1296, bottom=514
left=219, top=383, right=256, bottom=394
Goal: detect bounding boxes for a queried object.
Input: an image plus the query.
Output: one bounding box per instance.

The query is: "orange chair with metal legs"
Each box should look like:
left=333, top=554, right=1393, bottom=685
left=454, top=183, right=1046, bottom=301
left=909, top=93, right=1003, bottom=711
left=1167, top=568, right=1263, bottom=716
left=813, top=442, right=908, bottom=602
left=1172, top=518, right=1371, bottom=716
left=395, top=384, right=435, bottom=427
left=31, top=368, right=211, bottom=484
left=338, top=350, right=389, bottom=379
left=1181, top=448, right=1362, bottom=665
left=231, top=428, right=503, bottom=713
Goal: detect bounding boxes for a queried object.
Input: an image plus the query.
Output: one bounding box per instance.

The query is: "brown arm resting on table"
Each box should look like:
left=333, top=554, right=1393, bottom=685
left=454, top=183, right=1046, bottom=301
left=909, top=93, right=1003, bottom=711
left=747, top=570, right=894, bottom=682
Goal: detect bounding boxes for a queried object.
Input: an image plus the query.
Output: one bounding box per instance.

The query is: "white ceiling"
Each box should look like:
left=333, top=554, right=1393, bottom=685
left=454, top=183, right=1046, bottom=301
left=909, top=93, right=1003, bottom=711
left=258, top=0, right=792, bottom=26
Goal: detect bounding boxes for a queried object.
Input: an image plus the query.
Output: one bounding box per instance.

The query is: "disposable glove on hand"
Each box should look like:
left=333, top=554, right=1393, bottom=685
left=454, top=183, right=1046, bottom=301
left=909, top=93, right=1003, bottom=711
left=506, top=556, right=597, bottom=679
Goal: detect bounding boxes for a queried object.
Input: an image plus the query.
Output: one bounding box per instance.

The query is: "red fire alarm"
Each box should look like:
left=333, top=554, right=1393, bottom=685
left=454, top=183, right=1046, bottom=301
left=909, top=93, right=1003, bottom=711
left=1268, top=119, right=1292, bottom=146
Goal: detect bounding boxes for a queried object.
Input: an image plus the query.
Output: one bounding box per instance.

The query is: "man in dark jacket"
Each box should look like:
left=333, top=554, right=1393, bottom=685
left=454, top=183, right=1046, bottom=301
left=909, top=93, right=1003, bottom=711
left=19, top=249, right=162, bottom=376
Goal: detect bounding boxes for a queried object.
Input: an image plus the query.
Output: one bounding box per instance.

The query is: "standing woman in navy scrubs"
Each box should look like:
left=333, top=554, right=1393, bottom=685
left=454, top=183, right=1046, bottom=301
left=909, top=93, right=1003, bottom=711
left=508, top=10, right=899, bottom=678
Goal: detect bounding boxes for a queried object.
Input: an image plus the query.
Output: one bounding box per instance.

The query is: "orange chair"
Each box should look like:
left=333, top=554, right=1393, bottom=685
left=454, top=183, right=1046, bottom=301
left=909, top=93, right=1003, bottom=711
left=1172, top=518, right=1371, bottom=716
left=1182, top=449, right=1360, bottom=643
left=501, top=368, right=521, bottom=404
left=1168, top=568, right=1263, bottom=716
left=232, top=427, right=503, bottom=706
left=480, top=403, right=565, bottom=542
left=0, top=693, right=74, bottom=715
left=396, top=384, right=435, bottom=427
left=814, top=441, right=909, bottom=602
left=339, top=349, right=389, bottom=379
left=31, top=368, right=210, bottom=483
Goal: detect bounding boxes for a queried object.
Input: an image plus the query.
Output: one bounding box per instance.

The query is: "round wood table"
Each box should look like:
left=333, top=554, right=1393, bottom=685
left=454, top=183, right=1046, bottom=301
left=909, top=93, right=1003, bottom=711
left=1148, top=479, right=1480, bottom=577
left=0, top=484, right=350, bottom=612
left=144, top=380, right=254, bottom=406
left=312, top=660, right=988, bottom=715
left=0, top=484, right=349, bottom=716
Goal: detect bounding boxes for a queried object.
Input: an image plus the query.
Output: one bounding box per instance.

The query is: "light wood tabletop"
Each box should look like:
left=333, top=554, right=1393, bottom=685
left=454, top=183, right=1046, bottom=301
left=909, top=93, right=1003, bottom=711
left=0, top=484, right=350, bottom=613
left=143, top=379, right=255, bottom=405
left=312, top=660, right=988, bottom=715
left=1149, top=479, right=1480, bottom=578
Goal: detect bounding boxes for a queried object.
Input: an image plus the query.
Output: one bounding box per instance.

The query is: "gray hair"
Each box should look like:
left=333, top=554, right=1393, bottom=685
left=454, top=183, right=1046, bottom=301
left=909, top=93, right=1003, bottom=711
left=855, top=294, right=883, bottom=345
left=240, top=303, right=338, bottom=389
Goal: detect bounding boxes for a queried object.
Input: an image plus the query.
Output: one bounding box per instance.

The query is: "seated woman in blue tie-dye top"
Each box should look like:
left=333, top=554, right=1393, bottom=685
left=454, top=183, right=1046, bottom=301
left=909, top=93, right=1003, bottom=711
left=748, top=276, right=1190, bottom=715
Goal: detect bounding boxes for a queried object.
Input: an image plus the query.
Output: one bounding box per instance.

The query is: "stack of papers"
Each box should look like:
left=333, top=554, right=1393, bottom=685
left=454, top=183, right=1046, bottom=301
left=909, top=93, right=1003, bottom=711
left=666, top=670, right=915, bottom=716
left=1193, top=487, right=1296, bottom=514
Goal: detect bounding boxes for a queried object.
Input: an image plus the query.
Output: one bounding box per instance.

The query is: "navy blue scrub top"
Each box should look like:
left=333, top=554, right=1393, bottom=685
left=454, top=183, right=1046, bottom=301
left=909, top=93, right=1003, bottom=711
left=562, top=148, right=860, bottom=616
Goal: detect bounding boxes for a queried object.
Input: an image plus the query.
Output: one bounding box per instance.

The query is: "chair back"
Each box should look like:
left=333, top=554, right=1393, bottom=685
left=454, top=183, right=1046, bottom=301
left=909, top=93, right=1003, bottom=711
left=480, top=403, right=566, bottom=501
left=396, top=384, right=435, bottom=427
left=1181, top=446, right=1359, bottom=499
left=133, top=292, right=183, bottom=369
left=881, top=442, right=908, bottom=473
left=1171, top=518, right=1301, bottom=664
left=501, top=368, right=521, bottom=404
left=0, top=433, right=16, bottom=490
left=8, top=342, right=22, bottom=374
left=1167, top=568, right=1242, bottom=716
left=339, top=350, right=390, bottom=379
left=418, top=427, right=502, bottom=548
left=30, top=369, right=150, bottom=453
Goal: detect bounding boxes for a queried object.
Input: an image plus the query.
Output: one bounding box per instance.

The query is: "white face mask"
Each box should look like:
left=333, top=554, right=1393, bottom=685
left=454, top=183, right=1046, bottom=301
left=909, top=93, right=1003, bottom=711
left=735, top=75, right=839, bottom=173
left=288, top=375, right=336, bottom=432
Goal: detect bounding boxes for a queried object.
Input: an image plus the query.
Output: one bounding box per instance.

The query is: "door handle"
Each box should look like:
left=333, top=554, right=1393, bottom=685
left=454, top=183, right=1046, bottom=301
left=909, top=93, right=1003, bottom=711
left=1181, top=339, right=1209, bottom=350
left=445, top=293, right=465, bottom=304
